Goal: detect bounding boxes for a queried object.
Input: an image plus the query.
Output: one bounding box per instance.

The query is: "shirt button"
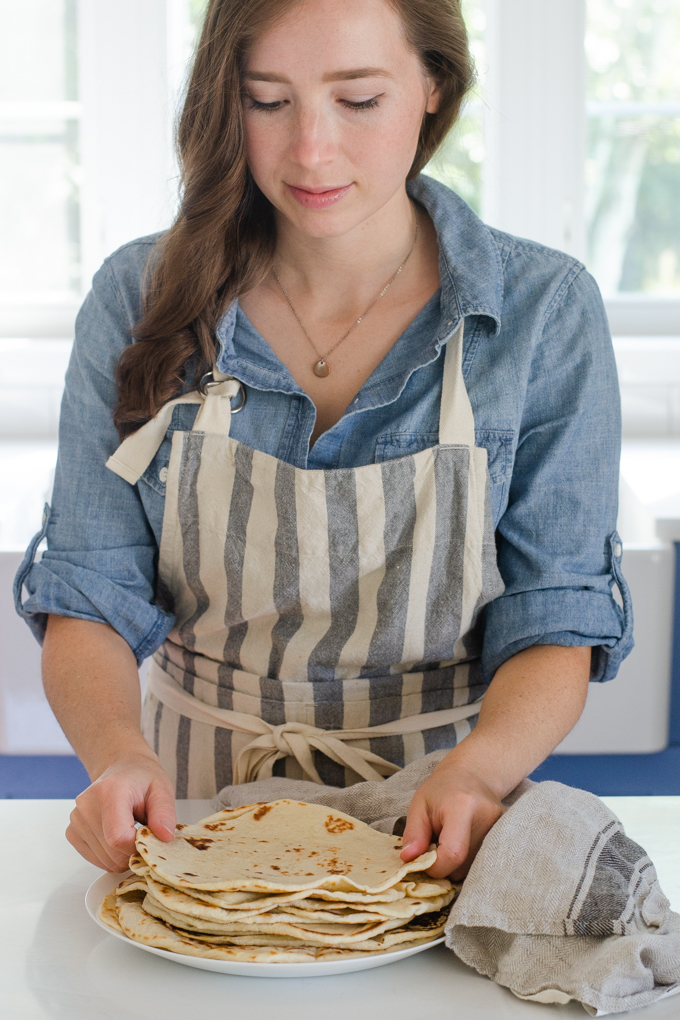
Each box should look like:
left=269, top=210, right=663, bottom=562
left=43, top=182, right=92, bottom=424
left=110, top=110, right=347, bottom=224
left=613, top=542, right=622, bottom=558
left=159, top=466, right=168, bottom=483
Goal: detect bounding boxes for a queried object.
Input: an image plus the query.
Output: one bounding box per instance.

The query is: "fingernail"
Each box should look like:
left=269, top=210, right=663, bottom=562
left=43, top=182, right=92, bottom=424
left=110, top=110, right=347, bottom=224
left=402, top=841, right=415, bottom=852
left=161, top=821, right=176, bottom=837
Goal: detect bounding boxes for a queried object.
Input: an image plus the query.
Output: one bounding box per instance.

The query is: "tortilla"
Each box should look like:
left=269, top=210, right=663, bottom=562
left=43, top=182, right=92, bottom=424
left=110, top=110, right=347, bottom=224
left=166, top=914, right=449, bottom=950
left=140, top=874, right=454, bottom=925
left=97, top=891, right=124, bottom=934
left=135, top=800, right=437, bottom=893
left=115, top=894, right=319, bottom=962
left=141, top=894, right=408, bottom=943
left=116, top=893, right=441, bottom=959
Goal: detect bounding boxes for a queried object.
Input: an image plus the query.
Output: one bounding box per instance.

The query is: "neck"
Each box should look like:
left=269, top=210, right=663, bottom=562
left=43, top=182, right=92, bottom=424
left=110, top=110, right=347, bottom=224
left=272, top=185, right=417, bottom=303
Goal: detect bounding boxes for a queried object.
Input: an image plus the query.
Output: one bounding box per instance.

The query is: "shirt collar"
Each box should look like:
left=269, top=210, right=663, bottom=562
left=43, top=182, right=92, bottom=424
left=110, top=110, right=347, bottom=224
left=407, top=175, right=502, bottom=337
left=215, top=173, right=502, bottom=382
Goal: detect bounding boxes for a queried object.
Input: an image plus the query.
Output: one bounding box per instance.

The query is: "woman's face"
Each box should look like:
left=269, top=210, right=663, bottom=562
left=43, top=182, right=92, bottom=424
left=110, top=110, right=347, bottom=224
left=242, top=0, right=438, bottom=239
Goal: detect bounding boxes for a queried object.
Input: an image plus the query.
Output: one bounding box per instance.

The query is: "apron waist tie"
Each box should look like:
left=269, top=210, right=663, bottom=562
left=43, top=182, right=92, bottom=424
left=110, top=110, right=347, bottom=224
left=147, top=659, right=483, bottom=786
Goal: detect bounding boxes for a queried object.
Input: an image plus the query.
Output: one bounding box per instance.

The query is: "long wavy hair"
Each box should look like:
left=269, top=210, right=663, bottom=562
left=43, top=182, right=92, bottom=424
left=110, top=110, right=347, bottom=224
left=114, top=0, right=474, bottom=437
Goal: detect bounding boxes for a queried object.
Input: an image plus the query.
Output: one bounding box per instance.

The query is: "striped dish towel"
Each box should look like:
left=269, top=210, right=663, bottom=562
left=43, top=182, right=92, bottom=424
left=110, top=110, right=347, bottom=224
left=445, top=780, right=680, bottom=1015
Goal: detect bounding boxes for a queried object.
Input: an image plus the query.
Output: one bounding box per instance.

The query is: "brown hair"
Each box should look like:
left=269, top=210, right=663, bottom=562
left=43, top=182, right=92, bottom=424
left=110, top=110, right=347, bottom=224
left=114, top=0, right=474, bottom=437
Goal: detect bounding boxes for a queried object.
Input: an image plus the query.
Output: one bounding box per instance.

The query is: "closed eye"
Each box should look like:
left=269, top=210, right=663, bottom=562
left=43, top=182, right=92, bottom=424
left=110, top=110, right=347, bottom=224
left=245, top=95, right=383, bottom=113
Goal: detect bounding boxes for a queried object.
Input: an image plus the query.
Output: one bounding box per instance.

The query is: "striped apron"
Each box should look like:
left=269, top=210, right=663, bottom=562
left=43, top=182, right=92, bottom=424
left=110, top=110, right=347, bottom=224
left=106, top=320, right=504, bottom=798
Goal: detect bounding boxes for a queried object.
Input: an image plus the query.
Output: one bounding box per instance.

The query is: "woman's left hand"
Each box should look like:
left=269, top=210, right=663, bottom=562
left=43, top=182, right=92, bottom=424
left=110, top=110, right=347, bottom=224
left=400, top=645, right=592, bottom=879
left=399, top=755, right=505, bottom=881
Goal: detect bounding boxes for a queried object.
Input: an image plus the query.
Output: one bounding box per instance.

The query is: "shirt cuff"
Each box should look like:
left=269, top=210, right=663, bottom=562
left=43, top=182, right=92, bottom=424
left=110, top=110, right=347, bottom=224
left=15, top=556, right=174, bottom=665
left=482, top=586, right=634, bottom=685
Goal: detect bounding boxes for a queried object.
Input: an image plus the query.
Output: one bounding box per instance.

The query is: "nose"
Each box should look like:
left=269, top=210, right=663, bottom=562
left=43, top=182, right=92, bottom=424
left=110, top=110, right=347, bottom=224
left=287, top=104, right=339, bottom=170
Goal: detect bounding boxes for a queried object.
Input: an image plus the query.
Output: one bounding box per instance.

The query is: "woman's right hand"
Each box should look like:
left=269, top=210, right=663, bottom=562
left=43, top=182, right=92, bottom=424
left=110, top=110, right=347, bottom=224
left=67, top=749, right=177, bottom=872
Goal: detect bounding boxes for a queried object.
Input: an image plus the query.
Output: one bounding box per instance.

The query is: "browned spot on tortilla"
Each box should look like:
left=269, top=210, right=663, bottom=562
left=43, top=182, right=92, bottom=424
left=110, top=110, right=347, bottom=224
left=203, top=822, right=232, bottom=831
left=325, top=815, right=354, bottom=834
left=253, top=804, right=273, bottom=821
left=271, top=865, right=280, bottom=870
left=138, top=827, right=150, bottom=837
left=182, top=872, right=198, bottom=876
left=184, top=837, right=215, bottom=851
left=175, top=824, right=187, bottom=831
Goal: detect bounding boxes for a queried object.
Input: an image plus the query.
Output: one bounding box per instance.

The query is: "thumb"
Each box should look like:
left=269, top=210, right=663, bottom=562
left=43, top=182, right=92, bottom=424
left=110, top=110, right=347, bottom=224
left=400, top=797, right=433, bottom=862
left=145, top=777, right=177, bottom=842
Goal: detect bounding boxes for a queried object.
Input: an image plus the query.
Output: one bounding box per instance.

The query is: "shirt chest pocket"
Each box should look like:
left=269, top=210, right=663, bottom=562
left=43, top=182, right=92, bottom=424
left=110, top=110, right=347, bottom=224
left=375, top=428, right=514, bottom=482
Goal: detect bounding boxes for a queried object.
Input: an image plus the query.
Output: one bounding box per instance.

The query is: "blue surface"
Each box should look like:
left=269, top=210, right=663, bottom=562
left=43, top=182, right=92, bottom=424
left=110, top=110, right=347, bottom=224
left=1, top=746, right=679, bottom=799
left=669, top=542, right=680, bottom=746
left=529, top=748, right=680, bottom=795
left=0, top=754, right=89, bottom=799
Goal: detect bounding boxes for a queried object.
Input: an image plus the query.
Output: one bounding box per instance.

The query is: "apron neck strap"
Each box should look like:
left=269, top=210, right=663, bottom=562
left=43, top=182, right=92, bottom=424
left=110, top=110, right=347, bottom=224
left=192, top=369, right=242, bottom=436
left=438, top=319, right=475, bottom=447
left=106, top=371, right=242, bottom=486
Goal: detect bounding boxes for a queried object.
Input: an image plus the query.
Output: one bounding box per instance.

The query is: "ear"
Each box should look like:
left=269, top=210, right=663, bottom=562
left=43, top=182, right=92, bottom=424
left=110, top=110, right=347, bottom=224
left=425, top=79, right=441, bottom=114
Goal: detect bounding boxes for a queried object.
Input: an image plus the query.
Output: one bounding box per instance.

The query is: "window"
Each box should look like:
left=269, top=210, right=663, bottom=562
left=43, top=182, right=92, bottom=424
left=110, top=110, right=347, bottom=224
left=586, top=0, right=680, bottom=296
left=0, top=1, right=81, bottom=330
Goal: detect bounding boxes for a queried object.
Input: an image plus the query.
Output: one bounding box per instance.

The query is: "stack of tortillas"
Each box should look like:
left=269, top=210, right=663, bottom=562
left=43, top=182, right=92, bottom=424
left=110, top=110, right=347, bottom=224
left=98, top=800, right=457, bottom=963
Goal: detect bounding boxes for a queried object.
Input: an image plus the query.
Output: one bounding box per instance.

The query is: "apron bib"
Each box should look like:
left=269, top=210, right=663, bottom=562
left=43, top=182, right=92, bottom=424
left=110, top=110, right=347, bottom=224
left=107, top=321, right=504, bottom=797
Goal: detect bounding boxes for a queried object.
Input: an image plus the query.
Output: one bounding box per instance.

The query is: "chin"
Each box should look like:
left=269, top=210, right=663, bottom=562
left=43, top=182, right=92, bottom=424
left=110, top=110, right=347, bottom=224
left=292, top=219, right=361, bottom=239
left=279, top=199, right=374, bottom=240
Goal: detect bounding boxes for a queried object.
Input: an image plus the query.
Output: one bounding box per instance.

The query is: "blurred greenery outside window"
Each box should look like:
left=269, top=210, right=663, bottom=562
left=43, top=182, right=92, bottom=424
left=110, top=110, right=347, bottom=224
left=586, top=0, right=680, bottom=296
left=422, top=0, right=486, bottom=215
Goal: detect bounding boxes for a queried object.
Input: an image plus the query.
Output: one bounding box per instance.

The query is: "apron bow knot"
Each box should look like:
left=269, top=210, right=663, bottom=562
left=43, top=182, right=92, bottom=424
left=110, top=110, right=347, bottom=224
left=235, top=719, right=402, bottom=787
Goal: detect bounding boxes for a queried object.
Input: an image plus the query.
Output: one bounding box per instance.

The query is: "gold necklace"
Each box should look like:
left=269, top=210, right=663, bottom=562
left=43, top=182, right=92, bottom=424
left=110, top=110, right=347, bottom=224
left=272, top=218, right=419, bottom=378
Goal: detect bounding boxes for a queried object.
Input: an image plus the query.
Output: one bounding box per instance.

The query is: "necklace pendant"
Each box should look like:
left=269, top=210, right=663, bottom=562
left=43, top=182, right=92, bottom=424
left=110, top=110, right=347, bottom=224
left=313, top=359, right=331, bottom=378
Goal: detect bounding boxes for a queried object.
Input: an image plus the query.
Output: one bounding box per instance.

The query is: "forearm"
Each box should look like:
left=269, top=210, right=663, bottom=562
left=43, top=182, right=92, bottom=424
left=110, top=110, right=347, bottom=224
left=442, top=644, right=591, bottom=798
left=42, top=615, right=153, bottom=779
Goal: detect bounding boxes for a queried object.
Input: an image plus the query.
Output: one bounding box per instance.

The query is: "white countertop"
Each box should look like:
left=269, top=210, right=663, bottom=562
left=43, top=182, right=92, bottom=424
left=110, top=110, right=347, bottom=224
left=2, top=797, right=680, bottom=1020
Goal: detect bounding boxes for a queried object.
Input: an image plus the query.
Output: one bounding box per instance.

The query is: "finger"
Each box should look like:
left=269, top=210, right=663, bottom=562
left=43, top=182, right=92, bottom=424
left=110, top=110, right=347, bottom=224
left=447, top=803, right=506, bottom=882
left=400, top=797, right=434, bottom=862
left=426, top=801, right=474, bottom=879
left=68, top=812, right=128, bottom=872
left=97, top=786, right=143, bottom=858
left=144, top=776, right=177, bottom=842
left=70, top=807, right=129, bottom=871
left=66, top=824, right=110, bottom=870
left=73, top=793, right=131, bottom=867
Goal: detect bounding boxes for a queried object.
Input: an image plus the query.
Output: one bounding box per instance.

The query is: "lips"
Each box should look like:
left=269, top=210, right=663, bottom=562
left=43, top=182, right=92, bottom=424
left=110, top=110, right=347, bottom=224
left=286, top=183, right=353, bottom=209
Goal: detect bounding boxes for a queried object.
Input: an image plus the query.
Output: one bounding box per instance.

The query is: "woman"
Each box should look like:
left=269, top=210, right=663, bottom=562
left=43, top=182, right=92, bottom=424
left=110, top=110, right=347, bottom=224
left=16, top=0, right=631, bottom=880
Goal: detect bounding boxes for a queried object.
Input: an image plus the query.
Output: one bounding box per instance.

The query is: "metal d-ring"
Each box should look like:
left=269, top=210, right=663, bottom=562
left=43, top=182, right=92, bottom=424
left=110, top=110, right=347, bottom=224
left=199, top=372, right=246, bottom=413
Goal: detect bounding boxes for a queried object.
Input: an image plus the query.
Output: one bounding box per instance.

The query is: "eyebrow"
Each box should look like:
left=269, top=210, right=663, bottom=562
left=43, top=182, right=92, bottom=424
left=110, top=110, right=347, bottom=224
left=244, top=67, right=395, bottom=83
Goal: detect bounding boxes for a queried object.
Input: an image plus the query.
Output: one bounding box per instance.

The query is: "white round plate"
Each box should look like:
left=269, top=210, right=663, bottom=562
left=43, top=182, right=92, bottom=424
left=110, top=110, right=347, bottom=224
left=86, top=872, right=446, bottom=978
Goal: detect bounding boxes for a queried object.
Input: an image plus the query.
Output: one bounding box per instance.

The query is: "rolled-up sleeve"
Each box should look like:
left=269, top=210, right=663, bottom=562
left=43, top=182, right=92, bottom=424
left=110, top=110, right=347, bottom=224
left=482, top=266, right=633, bottom=683
left=14, top=251, right=174, bottom=664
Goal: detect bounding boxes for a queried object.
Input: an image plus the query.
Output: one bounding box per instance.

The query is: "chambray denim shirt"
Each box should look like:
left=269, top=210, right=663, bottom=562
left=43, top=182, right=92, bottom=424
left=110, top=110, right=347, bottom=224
left=15, top=175, right=633, bottom=685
